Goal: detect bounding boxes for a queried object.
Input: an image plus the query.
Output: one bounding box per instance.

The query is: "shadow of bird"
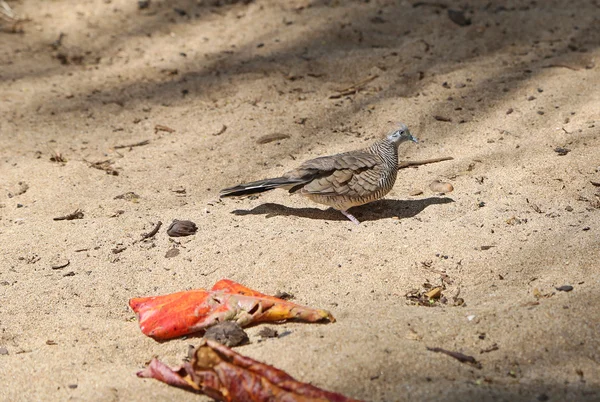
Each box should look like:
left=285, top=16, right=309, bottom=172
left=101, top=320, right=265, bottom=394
left=231, top=197, right=453, bottom=223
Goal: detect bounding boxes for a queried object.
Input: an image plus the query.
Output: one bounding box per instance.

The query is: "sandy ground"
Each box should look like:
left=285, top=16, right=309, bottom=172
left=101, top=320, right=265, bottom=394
left=1, top=0, right=599, bottom=401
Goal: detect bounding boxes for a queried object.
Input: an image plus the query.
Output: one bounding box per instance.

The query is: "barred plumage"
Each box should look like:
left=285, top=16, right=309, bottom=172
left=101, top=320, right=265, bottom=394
left=220, top=123, right=417, bottom=224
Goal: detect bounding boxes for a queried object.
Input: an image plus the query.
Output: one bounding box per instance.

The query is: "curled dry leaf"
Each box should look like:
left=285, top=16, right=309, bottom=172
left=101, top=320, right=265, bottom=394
left=138, top=339, right=361, bottom=402
left=167, top=220, right=197, bottom=237
left=129, top=279, right=335, bottom=340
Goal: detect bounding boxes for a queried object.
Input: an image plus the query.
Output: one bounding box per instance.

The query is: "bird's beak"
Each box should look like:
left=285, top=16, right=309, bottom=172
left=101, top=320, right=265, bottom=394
left=408, top=131, right=418, bottom=143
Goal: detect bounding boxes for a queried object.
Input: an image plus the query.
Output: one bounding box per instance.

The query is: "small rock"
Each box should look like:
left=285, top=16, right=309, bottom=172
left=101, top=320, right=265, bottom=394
left=0, top=347, right=8, bottom=355
left=258, top=327, right=279, bottom=339
left=429, top=180, right=454, bottom=194
left=165, top=248, right=180, bottom=258
left=204, top=322, right=249, bottom=347
left=447, top=9, right=471, bottom=26
left=138, top=0, right=150, bottom=9
left=409, top=189, right=423, bottom=196
left=68, top=384, right=78, bottom=389
left=273, top=291, right=294, bottom=300
left=556, top=285, right=573, bottom=292
left=167, top=220, right=197, bottom=237
left=506, top=216, right=525, bottom=225
left=506, top=108, right=513, bottom=115
left=565, top=205, right=573, bottom=212
left=554, top=147, right=570, bottom=156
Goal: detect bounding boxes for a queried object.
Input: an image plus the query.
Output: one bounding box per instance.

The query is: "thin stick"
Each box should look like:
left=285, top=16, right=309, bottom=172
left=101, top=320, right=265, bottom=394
left=329, top=75, right=379, bottom=99
left=141, top=221, right=162, bottom=240
left=398, top=156, right=454, bottom=170
left=53, top=209, right=84, bottom=221
left=114, top=139, right=150, bottom=149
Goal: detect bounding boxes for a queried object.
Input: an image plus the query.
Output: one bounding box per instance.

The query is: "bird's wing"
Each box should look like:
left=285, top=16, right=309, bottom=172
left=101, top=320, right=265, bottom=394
left=284, top=152, right=383, bottom=197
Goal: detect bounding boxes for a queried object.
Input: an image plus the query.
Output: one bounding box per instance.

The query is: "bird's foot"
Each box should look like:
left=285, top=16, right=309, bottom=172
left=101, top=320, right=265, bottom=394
left=340, top=210, right=360, bottom=225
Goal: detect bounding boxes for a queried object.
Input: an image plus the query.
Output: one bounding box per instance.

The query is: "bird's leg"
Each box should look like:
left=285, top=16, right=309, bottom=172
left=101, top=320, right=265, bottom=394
left=340, top=210, right=360, bottom=225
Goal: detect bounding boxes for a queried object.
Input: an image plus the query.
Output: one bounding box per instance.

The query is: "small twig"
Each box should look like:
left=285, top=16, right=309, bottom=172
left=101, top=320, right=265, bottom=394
left=543, top=64, right=581, bottom=71
left=84, top=159, right=119, bottom=175
left=141, top=221, right=162, bottom=240
left=412, top=2, right=448, bottom=9
left=398, top=156, right=454, bottom=170
left=114, top=139, right=150, bottom=149
left=51, top=32, right=65, bottom=50
left=53, top=209, right=84, bottom=221
left=426, top=347, right=482, bottom=369
left=329, top=75, right=379, bottom=99
left=212, top=125, right=227, bottom=136
left=155, top=124, right=175, bottom=134
left=51, top=260, right=70, bottom=270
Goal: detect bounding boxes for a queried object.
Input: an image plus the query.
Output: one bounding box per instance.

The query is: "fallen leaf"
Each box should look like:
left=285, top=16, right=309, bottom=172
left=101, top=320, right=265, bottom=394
left=138, top=339, right=360, bottom=401
left=167, top=220, right=197, bottom=237
left=129, top=279, right=335, bottom=340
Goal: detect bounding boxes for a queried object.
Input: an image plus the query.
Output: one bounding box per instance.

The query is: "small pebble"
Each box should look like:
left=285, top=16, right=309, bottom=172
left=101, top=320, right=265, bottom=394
left=506, top=108, right=513, bottom=115
left=409, top=189, right=423, bottom=196
left=68, top=384, right=78, bottom=389
left=0, top=347, right=8, bottom=355
left=554, top=147, right=571, bottom=156
left=556, top=285, right=573, bottom=292
left=165, top=248, right=180, bottom=258
left=258, top=327, right=279, bottom=339
left=429, top=180, right=454, bottom=194
left=204, top=322, right=249, bottom=347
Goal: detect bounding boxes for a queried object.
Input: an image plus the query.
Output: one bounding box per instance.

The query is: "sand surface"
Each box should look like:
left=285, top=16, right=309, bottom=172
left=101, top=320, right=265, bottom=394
left=1, top=0, right=599, bottom=401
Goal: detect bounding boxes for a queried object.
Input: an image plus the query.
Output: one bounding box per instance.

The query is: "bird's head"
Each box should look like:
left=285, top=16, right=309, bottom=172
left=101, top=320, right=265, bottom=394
left=387, top=123, right=417, bottom=146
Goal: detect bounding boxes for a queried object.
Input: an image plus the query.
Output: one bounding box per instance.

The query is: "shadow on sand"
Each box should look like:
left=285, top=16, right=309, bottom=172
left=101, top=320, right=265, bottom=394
left=232, top=197, right=453, bottom=223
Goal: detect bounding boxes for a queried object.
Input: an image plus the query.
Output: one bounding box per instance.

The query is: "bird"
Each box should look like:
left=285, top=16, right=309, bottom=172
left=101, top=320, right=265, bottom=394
left=219, top=123, right=417, bottom=224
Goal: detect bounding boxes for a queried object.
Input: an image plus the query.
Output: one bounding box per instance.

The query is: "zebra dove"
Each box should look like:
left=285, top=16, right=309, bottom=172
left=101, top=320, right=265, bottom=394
left=220, top=123, right=417, bottom=224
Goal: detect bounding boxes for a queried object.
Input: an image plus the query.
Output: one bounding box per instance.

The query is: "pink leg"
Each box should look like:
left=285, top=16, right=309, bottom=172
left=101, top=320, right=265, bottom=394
left=341, top=210, right=360, bottom=225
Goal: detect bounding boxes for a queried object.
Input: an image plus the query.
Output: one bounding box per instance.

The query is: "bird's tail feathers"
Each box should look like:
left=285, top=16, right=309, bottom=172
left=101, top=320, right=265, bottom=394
left=220, top=177, right=303, bottom=197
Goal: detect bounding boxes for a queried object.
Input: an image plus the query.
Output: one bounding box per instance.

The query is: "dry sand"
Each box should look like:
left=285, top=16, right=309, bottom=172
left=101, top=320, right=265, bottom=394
left=1, top=0, right=599, bottom=401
